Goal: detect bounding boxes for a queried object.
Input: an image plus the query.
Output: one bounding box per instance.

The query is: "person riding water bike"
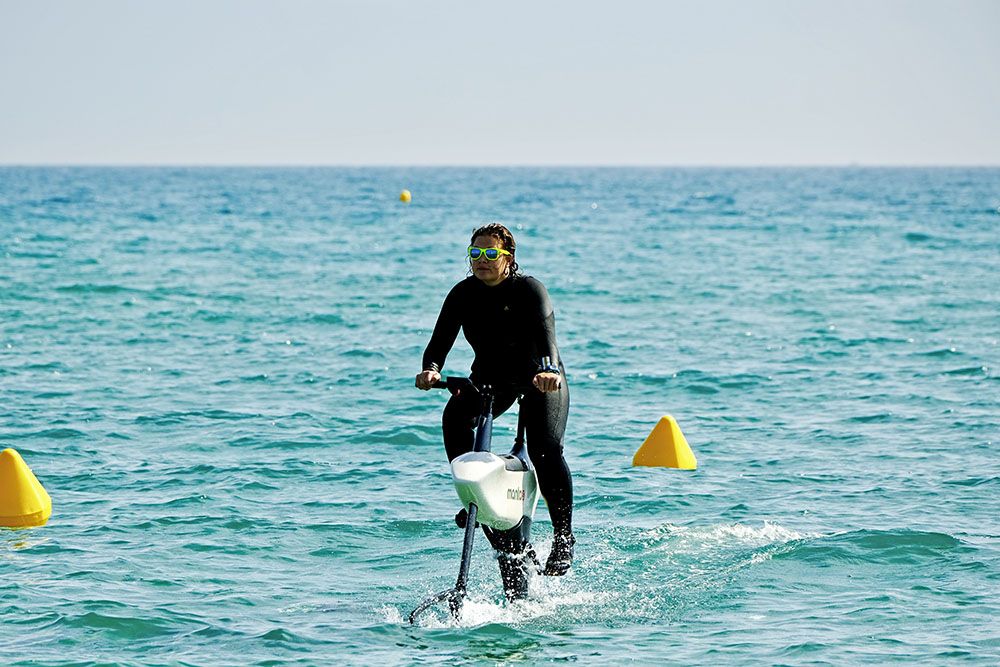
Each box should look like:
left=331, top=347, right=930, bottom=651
left=415, top=223, right=575, bottom=599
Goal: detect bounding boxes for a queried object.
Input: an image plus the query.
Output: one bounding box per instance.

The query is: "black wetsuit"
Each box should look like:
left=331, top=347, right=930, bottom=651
left=422, top=274, right=573, bottom=538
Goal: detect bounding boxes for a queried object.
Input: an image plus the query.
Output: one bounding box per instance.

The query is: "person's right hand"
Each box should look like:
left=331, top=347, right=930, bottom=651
left=415, top=370, right=441, bottom=390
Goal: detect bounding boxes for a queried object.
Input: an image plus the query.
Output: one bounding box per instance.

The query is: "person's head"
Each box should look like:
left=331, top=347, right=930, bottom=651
left=468, top=222, right=520, bottom=287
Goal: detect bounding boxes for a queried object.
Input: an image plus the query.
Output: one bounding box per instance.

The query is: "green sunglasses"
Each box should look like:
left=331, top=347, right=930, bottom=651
left=468, top=246, right=512, bottom=261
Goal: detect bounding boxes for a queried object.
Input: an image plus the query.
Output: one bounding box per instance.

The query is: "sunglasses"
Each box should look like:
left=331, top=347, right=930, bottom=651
left=468, top=246, right=512, bottom=261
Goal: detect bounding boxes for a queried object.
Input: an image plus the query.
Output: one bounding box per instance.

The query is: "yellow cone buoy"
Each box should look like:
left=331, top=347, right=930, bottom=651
left=0, top=448, right=52, bottom=527
left=632, top=415, right=697, bottom=469
left=399, top=189, right=412, bottom=203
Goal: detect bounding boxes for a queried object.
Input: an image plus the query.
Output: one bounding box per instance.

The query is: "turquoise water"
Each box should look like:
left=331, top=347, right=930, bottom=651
left=2, top=167, right=998, bottom=665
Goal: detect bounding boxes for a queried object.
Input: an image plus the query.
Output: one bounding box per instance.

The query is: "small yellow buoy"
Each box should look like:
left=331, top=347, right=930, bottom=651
left=0, top=448, right=52, bottom=528
left=632, top=415, right=697, bottom=469
left=399, top=189, right=412, bottom=203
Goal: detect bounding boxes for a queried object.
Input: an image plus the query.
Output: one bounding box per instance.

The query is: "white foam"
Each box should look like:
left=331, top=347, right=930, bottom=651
left=390, top=522, right=821, bottom=627
left=379, top=605, right=405, bottom=624
left=391, top=579, right=612, bottom=629
left=643, top=521, right=812, bottom=549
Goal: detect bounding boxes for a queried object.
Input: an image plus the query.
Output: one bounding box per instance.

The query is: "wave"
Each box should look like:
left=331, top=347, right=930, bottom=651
left=844, top=412, right=894, bottom=424
left=255, top=627, right=321, bottom=644
left=133, top=409, right=259, bottom=425
left=904, top=231, right=958, bottom=246
left=55, top=283, right=136, bottom=295
left=19, top=361, right=71, bottom=372
left=690, top=192, right=736, bottom=205
left=772, top=529, right=966, bottom=565
left=341, top=348, right=385, bottom=358
left=941, top=475, right=1000, bottom=487
left=639, top=521, right=811, bottom=554
left=235, top=437, right=327, bottom=451
left=355, top=425, right=439, bottom=447
left=58, top=610, right=175, bottom=639
left=308, top=312, right=346, bottom=324
left=916, top=347, right=963, bottom=358
left=623, top=369, right=771, bottom=395
left=31, top=391, right=74, bottom=399
left=6, top=427, right=87, bottom=440
left=941, top=366, right=990, bottom=377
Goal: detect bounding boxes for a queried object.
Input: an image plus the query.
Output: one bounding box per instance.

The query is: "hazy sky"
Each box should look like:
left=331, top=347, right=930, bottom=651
left=1, top=0, right=998, bottom=165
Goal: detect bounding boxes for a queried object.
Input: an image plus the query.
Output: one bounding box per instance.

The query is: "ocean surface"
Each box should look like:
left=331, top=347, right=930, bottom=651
left=1, top=166, right=998, bottom=665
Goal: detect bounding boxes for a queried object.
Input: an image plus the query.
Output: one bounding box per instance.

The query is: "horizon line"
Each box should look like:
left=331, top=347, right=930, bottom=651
left=2, top=162, right=1000, bottom=169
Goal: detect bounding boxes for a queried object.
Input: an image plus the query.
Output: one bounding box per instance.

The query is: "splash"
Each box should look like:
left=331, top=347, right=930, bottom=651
left=393, top=522, right=815, bottom=628
left=647, top=521, right=813, bottom=548
left=386, top=581, right=613, bottom=629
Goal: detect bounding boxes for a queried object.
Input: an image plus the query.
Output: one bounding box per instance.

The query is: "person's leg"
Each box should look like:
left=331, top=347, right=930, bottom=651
left=443, top=388, right=531, bottom=599
left=482, top=522, right=532, bottom=601
left=442, top=390, right=479, bottom=462
left=521, top=379, right=574, bottom=574
left=442, top=389, right=516, bottom=461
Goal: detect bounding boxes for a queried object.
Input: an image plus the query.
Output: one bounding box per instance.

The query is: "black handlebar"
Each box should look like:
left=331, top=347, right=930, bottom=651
left=431, top=376, right=533, bottom=396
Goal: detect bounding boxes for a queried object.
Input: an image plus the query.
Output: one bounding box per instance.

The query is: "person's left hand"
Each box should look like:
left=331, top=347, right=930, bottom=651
left=532, top=371, right=561, bottom=393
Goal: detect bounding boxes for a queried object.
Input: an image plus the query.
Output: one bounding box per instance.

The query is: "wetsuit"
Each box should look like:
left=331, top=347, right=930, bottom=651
left=422, top=275, right=573, bottom=539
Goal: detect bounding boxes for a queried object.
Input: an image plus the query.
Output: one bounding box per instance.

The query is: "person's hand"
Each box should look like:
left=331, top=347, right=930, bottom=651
left=532, top=371, right=561, bottom=393
left=415, top=370, right=441, bottom=390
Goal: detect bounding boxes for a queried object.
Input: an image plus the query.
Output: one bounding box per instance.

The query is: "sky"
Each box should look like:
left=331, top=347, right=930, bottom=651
left=1, top=0, right=998, bottom=166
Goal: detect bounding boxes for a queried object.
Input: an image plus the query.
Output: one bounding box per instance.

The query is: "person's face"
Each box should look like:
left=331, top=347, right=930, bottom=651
left=470, top=234, right=511, bottom=287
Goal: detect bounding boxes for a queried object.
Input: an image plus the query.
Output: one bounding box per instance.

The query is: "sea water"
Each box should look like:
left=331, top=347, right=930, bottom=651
left=1, top=166, right=998, bottom=665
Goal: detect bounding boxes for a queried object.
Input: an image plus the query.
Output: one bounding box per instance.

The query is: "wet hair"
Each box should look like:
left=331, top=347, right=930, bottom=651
left=469, top=222, right=520, bottom=277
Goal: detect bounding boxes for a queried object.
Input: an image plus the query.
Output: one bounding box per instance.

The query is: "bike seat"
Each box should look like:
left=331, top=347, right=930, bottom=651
left=501, top=454, right=529, bottom=472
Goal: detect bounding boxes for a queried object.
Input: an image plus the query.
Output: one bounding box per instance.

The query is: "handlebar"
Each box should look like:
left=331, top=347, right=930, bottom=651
left=430, top=376, right=533, bottom=395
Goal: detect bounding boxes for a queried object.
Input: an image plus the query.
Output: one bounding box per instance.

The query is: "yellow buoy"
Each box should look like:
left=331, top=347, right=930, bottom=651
left=399, top=189, right=412, bottom=203
left=632, top=415, right=697, bottom=469
left=0, top=448, right=52, bottom=528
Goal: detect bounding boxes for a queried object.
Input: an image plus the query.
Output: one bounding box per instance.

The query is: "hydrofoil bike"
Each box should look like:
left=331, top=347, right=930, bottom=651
left=408, top=377, right=542, bottom=624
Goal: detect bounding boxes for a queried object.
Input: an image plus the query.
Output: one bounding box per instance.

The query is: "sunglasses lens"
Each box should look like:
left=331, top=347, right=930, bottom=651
left=469, top=246, right=507, bottom=260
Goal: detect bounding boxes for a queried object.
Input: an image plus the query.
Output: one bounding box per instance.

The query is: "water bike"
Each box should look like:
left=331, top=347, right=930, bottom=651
left=408, top=376, right=541, bottom=624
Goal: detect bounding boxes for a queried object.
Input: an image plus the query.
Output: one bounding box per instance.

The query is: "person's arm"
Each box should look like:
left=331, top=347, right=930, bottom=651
left=525, top=278, right=562, bottom=392
left=416, top=284, right=462, bottom=390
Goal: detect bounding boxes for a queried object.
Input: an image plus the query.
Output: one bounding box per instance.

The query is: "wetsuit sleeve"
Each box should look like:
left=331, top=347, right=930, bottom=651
left=421, top=283, right=463, bottom=373
left=525, top=278, right=561, bottom=372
